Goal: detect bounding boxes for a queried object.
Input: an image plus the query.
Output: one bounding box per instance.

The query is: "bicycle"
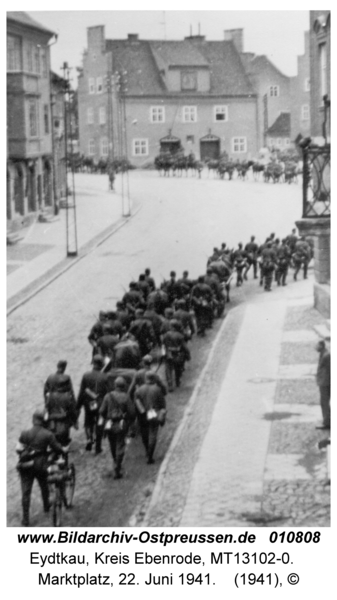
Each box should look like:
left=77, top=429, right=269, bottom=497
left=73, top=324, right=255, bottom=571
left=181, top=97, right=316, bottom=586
left=47, top=447, right=76, bottom=527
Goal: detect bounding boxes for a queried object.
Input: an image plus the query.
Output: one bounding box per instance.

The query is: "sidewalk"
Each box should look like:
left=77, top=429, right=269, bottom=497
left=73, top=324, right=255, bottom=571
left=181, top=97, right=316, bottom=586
left=142, top=274, right=330, bottom=527
left=7, top=174, right=140, bottom=311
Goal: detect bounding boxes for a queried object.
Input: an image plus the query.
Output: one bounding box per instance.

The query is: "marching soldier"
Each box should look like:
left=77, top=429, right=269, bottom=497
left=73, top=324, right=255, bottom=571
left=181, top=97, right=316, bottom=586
left=43, top=360, right=74, bottom=403
left=275, top=239, right=291, bottom=286
left=135, top=372, right=167, bottom=464
left=77, top=355, right=108, bottom=454
left=162, top=320, right=191, bottom=392
left=261, top=242, right=276, bottom=291
left=16, top=409, right=66, bottom=526
left=99, top=377, right=135, bottom=478
left=191, top=276, right=213, bottom=335
left=244, top=236, right=259, bottom=279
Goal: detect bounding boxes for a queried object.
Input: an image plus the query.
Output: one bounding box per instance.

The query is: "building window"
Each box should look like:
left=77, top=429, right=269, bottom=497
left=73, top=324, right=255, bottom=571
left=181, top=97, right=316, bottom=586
left=186, top=135, right=195, bottom=144
left=183, top=106, right=197, bottom=123
left=319, top=43, right=327, bottom=98
left=101, top=137, right=109, bottom=156
left=181, top=71, right=197, bottom=91
left=7, top=35, right=21, bottom=71
left=284, top=138, right=290, bottom=146
left=277, top=138, right=282, bottom=147
left=214, top=105, right=228, bottom=122
left=269, top=85, right=280, bottom=97
left=40, top=48, right=48, bottom=78
left=96, top=77, right=103, bottom=93
left=232, top=137, right=247, bottom=153
left=34, top=45, right=40, bottom=74
left=27, top=43, right=33, bottom=72
left=44, top=104, right=49, bottom=134
left=99, top=107, right=106, bottom=125
left=88, top=139, right=95, bottom=155
left=132, top=138, right=149, bottom=156
left=89, top=78, right=95, bottom=94
left=87, top=107, right=94, bottom=124
left=304, top=77, right=310, bottom=92
left=301, top=104, right=310, bottom=121
left=150, top=106, right=165, bottom=123
left=28, top=99, right=39, bottom=137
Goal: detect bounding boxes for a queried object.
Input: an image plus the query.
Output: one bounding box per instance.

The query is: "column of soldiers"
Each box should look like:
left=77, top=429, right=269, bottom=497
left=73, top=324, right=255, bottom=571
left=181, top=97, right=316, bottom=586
left=16, top=227, right=312, bottom=525
left=207, top=228, right=312, bottom=292
left=17, top=260, right=228, bottom=525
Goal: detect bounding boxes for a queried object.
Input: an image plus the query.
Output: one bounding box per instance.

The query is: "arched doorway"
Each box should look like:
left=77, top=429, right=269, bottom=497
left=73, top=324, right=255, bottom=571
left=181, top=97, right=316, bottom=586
left=43, top=160, right=52, bottom=207
left=27, top=163, right=36, bottom=212
left=200, top=133, right=220, bottom=161
left=160, top=132, right=182, bottom=156
left=14, top=164, right=24, bottom=216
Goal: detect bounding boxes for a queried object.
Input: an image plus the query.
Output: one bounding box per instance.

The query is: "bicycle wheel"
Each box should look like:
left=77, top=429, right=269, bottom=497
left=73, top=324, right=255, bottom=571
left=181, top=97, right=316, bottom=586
left=63, top=463, right=76, bottom=508
left=52, top=485, right=63, bottom=527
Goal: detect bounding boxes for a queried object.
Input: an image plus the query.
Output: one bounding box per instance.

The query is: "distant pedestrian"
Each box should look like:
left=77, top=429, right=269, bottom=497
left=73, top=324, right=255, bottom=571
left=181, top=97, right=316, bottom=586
left=315, top=340, right=331, bottom=430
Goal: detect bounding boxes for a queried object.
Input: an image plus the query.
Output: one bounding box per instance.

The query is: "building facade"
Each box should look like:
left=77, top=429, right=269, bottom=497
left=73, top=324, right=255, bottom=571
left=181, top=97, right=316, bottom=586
left=290, top=31, right=311, bottom=143
left=240, top=46, right=291, bottom=150
left=7, top=12, right=56, bottom=231
left=309, top=11, right=330, bottom=143
left=78, top=27, right=259, bottom=166
left=296, top=11, right=330, bottom=320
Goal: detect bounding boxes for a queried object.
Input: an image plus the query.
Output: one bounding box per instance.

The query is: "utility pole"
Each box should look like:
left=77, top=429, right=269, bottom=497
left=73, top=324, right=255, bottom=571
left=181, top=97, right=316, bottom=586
left=118, top=70, right=131, bottom=217
left=62, top=62, right=78, bottom=257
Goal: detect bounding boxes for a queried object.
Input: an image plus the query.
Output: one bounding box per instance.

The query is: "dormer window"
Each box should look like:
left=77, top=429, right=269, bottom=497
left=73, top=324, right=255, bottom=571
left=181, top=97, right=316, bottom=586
left=181, top=71, right=197, bottom=91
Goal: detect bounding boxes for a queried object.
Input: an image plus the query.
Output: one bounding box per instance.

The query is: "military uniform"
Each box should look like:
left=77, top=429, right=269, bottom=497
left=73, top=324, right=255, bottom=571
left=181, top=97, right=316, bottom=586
left=18, top=423, right=64, bottom=526
left=128, top=316, right=155, bottom=357
left=45, top=388, right=77, bottom=445
left=244, top=240, right=259, bottom=279
left=99, top=382, right=135, bottom=478
left=77, top=366, right=108, bottom=452
left=191, top=280, right=213, bottom=334
left=135, top=379, right=167, bottom=463
left=162, top=328, right=190, bottom=392
left=261, top=246, right=276, bottom=291
left=275, top=243, right=291, bottom=286
left=44, top=372, right=74, bottom=403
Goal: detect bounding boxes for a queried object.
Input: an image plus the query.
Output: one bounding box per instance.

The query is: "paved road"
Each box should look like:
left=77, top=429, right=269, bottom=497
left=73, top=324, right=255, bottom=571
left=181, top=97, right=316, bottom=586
left=7, top=171, right=302, bottom=526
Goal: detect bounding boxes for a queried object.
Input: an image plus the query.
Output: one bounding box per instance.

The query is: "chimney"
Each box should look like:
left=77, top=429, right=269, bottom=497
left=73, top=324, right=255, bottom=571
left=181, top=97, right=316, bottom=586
left=87, top=25, right=105, bottom=53
left=224, top=28, right=244, bottom=53
left=127, top=33, right=139, bottom=41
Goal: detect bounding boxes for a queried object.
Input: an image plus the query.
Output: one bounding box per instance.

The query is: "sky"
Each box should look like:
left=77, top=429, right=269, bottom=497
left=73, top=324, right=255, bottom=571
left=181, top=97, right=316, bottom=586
left=25, top=9, right=310, bottom=85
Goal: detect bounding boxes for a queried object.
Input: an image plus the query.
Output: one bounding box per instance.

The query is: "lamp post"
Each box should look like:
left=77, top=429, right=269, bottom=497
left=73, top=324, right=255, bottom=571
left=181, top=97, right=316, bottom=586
left=62, top=62, right=78, bottom=257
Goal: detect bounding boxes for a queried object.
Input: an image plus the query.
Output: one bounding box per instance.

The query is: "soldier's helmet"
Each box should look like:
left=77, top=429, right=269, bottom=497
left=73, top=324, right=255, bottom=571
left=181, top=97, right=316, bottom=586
left=115, top=377, right=127, bottom=390
left=33, top=408, right=46, bottom=424
left=170, top=319, right=180, bottom=331
left=93, top=355, right=104, bottom=367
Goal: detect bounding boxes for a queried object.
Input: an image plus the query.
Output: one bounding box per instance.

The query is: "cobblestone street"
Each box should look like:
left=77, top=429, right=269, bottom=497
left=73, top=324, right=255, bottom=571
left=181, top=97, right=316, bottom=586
left=7, top=172, right=329, bottom=527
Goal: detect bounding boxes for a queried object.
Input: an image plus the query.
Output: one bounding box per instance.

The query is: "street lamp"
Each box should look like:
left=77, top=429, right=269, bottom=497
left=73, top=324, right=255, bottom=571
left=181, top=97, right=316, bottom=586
left=62, top=62, right=78, bottom=257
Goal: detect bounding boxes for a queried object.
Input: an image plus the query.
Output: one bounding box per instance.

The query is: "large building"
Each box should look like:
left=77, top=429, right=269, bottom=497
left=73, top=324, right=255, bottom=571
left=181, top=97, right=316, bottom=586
left=7, top=12, right=57, bottom=231
left=290, top=31, right=311, bottom=144
left=240, top=46, right=292, bottom=150
left=78, top=26, right=259, bottom=166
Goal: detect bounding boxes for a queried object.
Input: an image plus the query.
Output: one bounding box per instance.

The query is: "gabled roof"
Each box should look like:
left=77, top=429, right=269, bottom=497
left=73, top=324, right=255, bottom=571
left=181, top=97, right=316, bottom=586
left=266, top=112, right=291, bottom=136
left=242, top=53, right=288, bottom=80
left=196, top=40, right=254, bottom=95
left=7, top=11, right=55, bottom=36
left=106, top=40, right=166, bottom=95
left=150, top=41, right=209, bottom=69
left=105, top=37, right=255, bottom=97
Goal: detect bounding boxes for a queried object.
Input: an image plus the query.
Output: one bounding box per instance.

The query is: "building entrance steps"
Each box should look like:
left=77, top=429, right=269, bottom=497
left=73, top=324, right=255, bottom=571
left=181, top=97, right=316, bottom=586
left=142, top=275, right=330, bottom=527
